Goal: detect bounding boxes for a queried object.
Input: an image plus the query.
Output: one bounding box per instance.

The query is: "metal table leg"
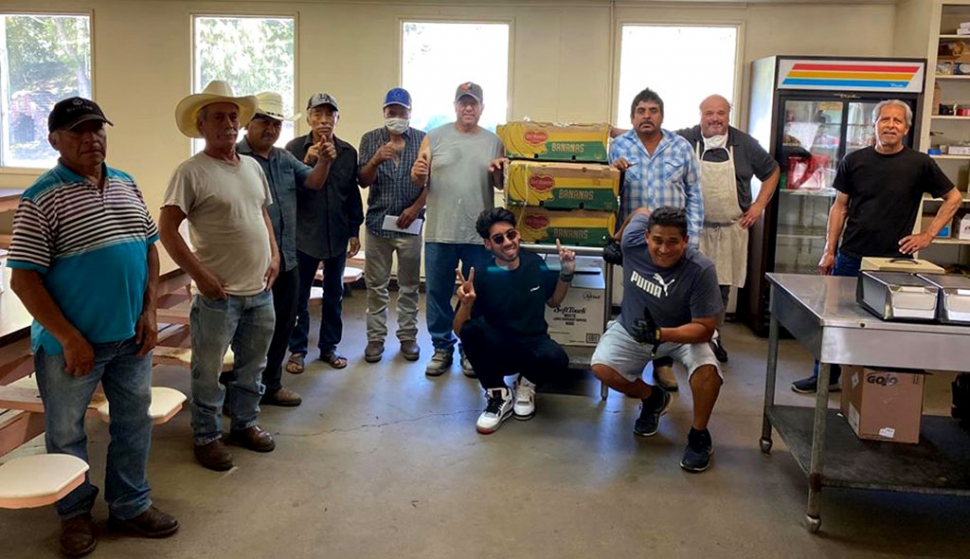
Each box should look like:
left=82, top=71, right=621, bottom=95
left=600, top=262, right=615, bottom=401
left=805, top=362, right=831, bottom=533
left=760, top=312, right=780, bottom=454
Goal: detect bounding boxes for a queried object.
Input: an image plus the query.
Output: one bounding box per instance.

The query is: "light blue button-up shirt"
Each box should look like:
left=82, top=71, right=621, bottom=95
left=610, top=129, right=703, bottom=246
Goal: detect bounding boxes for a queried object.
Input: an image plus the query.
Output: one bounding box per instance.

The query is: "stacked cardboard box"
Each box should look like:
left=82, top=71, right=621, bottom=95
left=497, top=122, right=618, bottom=247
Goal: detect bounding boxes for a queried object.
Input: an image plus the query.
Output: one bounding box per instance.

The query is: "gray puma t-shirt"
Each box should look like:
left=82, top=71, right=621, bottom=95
left=619, top=214, right=723, bottom=333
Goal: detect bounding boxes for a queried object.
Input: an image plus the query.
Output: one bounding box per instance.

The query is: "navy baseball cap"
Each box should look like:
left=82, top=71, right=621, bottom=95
left=48, top=97, right=113, bottom=133
left=383, top=88, right=412, bottom=110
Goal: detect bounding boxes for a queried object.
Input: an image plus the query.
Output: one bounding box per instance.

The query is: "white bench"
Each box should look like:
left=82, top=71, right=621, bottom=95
left=0, top=453, right=89, bottom=509
left=0, top=385, right=186, bottom=426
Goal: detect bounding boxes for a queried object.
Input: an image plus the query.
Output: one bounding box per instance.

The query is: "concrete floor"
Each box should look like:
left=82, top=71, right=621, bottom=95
left=2, top=291, right=969, bottom=558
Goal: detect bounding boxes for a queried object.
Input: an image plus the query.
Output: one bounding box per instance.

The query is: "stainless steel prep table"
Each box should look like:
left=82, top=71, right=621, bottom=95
left=762, top=273, right=970, bottom=533
left=521, top=243, right=614, bottom=400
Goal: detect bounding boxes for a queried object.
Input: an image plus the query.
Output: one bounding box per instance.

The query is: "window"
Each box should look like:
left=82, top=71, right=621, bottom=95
left=616, top=25, right=738, bottom=131
left=193, top=16, right=295, bottom=152
left=0, top=14, right=91, bottom=168
left=402, top=21, right=510, bottom=132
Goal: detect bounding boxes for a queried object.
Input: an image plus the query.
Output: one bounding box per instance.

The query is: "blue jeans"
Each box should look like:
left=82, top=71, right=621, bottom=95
left=35, top=337, right=153, bottom=520
left=811, top=252, right=862, bottom=380
left=190, top=291, right=275, bottom=445
left=424, top=242, right=488, bottom=351
left=289, top=250, right=346, bottom=356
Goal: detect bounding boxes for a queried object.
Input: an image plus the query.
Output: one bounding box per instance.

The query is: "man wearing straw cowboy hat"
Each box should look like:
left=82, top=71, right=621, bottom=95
left=159, top=80, right=281, bottom=471
left=219, top=92, right=330, bottom=408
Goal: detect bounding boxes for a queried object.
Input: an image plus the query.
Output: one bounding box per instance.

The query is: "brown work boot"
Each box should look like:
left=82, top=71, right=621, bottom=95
left=227, top=426, right=276, bottom=452
left=261, top=388, right=302, bottom=407
left=194, top=439, right=234, bottom=471
left=654, top=364, right=679, bottom=392
left=400, top=340, right=420, bottom=361
left=364, top=341, right=384, bottom=363
left=60, top=514, right=97, bottom=557
left=108, top=506, right=179, bottom=538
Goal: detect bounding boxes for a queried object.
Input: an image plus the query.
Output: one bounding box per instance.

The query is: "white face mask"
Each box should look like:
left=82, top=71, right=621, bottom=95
left=385, top=117, right=410, bottom=135
left=703, top=134, right=728, bottom=151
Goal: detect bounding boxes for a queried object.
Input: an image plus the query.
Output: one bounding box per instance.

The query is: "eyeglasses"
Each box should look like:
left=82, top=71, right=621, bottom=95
left=490, top=229, right=519, bottom=245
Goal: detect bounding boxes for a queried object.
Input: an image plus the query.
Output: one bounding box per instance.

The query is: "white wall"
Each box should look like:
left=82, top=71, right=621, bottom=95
left=0, top=0, right=900, bottom=272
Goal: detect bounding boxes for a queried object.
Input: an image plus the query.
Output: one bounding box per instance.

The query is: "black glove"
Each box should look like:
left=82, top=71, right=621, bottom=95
left=603, top=238, right=623, bottom=266
left=630, top=306, right=661, bottom=346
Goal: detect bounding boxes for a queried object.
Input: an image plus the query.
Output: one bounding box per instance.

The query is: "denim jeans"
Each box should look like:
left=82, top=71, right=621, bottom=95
left=35, top=337, right=153, bottom=520
left=190, top=291, right=275, bottom=445
left=219, top=267, right=300, bottom=397
left=424, top=242, right=488, bottom=351
left=810, top=252, right=863, bottom=380
left=289, top=249, right=346, bottom=357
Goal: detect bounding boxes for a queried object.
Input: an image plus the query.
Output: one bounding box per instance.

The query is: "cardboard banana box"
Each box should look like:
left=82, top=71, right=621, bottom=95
left=506, top=161, right=619, bottom=212
left=497, top=122, right=611, bottom=163
left=511, top=206, right=616, bottom=247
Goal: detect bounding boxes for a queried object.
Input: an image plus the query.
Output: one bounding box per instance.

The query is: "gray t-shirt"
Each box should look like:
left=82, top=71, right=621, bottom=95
left=425, top=123, right=504, bottom=244
left=619, top=214, right=723, bottom=333
left=163, top=152, right=272, bottom=296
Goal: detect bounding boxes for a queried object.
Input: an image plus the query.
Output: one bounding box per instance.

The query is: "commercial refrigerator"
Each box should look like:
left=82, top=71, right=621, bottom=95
left=741, top=56, right=926, bottom=335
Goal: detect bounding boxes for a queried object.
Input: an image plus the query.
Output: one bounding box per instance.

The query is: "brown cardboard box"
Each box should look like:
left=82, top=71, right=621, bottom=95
left=840, top=366, right=924, bottom=444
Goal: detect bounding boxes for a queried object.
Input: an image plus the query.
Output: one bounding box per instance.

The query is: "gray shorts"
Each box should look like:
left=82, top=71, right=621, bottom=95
left=591, top=320, right=723, bottom=383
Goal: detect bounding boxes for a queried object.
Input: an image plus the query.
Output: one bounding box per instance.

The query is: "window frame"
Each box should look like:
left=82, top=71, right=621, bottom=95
left=611, top=20, right=745, bottom=131
left=397, top=17, right=516, bottom=130
left=0, top=10, right=94, bottom=175
left=189, top=11, right=299, bottom=154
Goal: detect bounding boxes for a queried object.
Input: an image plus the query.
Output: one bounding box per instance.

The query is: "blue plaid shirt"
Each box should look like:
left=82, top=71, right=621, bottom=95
left=610, top=129, right=703, bottom=247
left=358, top=126, right=427, bottom=239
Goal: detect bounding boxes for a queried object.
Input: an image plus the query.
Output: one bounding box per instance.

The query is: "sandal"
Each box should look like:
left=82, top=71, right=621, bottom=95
left=285, top=353, right=306, bottom=374
left=321, top=350, right=348, bottom=369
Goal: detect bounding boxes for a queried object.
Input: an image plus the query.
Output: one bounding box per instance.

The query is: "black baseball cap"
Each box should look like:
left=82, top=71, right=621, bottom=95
left=48, top=97, right=113, bottom=133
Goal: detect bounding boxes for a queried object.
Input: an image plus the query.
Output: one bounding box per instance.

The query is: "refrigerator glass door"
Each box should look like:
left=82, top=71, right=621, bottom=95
left=846, top=101, right=879, bottom=156
left=775, top=99, right=844, bottom=274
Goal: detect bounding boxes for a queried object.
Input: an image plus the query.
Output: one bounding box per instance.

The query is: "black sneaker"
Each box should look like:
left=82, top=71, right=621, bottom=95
left=952, top=373, right=970, bottom=424
left=710, top=338, right=728, bottom=363
left=791, top=372, right=841, bottom=394
left=681, top=428, right=714, bottom=473
left=633, top=387, right=671, bottom=437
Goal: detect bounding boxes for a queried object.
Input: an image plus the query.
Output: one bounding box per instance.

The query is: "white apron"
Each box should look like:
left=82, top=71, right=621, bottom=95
left=696, top=144, right=748, bottom=288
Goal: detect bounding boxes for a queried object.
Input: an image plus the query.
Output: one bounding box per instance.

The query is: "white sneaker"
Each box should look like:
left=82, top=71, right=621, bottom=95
left=476, top=387, right=514, bottom=434
left=514, top=376, right=537, bottom=420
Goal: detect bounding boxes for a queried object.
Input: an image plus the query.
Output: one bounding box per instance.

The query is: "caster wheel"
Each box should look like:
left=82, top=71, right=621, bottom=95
left=759, top=438, right=773, bottom=454
left=806, top=515, right=821, bottom=533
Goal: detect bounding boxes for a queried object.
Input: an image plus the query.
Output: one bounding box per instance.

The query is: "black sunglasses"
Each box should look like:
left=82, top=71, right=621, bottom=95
left=491, top=229, right=519, bottom=245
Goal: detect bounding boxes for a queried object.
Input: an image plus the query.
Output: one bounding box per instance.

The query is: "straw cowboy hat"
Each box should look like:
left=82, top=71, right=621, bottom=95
left=253, top=92, right=301, bottom=122
left=174, top=80, right=258, bottom=138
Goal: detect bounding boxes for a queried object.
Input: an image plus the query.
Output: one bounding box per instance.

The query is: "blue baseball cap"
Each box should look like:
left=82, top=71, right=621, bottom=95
left=383, top=88, right=412, bottom=110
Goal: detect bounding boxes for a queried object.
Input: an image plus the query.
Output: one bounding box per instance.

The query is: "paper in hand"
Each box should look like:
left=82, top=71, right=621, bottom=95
left=382, top=215, right=423, bottom=235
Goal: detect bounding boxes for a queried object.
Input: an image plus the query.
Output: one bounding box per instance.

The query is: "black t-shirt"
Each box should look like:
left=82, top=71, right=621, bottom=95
left=835, top=147, right=954, bottom=259
left=472, top=250, right=559, bottom=337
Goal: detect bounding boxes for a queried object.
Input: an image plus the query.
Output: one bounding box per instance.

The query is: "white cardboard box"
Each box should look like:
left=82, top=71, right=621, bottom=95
left=545, top=271, right=606, bottom=347
left=960, top=214, right=970, bottom=240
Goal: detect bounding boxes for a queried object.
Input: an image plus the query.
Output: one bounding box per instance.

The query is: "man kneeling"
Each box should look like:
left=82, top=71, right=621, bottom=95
left=455, top=208, right=575, bottom=434
left=591, top=207, right=724, bottom=472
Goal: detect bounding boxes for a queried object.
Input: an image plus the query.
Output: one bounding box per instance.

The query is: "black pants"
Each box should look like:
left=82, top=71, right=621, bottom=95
left=220, top=266, right=300, bottom=396
left=459, top=318, right=568, bottom=390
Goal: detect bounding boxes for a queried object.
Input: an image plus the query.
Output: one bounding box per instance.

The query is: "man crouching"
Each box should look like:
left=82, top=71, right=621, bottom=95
left=454, top=208, right=575, bottom=434
left=591, top=206, right=724, bottom=472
